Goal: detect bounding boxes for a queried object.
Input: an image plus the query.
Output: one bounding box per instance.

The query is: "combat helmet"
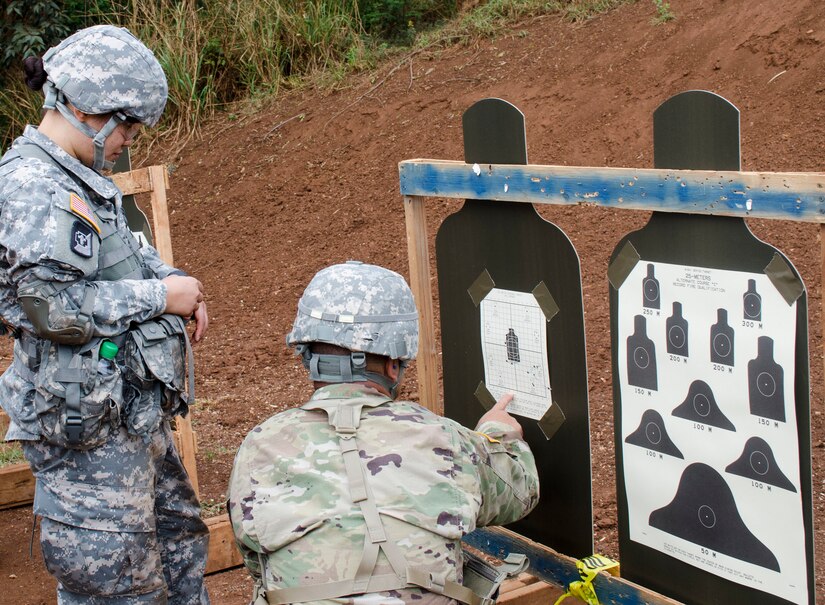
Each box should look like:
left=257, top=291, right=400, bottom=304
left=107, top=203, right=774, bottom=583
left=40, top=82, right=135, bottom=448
left=287, top=261, right=418, bottom=397
left=40, top=25, right=168, bottom=172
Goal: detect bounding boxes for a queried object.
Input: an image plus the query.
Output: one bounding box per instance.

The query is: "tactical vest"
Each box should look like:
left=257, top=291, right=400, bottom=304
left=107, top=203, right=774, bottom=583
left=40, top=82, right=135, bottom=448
left=253, top=396, right=528, bottom=605
left=1, top=143, right=193, bottom=448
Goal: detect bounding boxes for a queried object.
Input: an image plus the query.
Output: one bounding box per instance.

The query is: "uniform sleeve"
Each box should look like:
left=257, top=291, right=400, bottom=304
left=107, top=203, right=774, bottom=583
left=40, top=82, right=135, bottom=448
left=138, top=243, right=185, bottom=279
left=457, top=419, right=539, bottom=528
left=0, top=189, right=167, bottom=336
left=227, top=438, right=264, bottom=582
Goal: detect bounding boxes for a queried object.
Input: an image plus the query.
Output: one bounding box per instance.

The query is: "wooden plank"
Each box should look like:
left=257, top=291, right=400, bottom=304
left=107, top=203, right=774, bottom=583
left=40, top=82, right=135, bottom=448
left=0, top=410, right=8, bottom=437
left=0, top=463, right=34, bottom=510
left=398, top=159, right=825, bottom=222
left=205, top=514, right=244, bottom=574
left=498, top=579, right=566, bottom=605
left=148, top=165, right=175, bottom=264
left=145, top=165, right=200, bottom=497
left=111, top=167, right=153, bottom=196
left=464, top=527, right=684, bottom=605
left=404, top=195, right=440, bottom=414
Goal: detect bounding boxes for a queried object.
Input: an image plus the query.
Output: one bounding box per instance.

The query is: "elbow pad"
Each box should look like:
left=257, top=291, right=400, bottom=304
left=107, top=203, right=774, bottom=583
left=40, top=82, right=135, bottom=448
left=18, top=281, right=96, bottom=345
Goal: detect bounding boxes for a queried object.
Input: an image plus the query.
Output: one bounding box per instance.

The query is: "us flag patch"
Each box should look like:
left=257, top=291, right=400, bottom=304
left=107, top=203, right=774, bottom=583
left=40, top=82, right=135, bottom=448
left=69, top=193, right=100, bottom=234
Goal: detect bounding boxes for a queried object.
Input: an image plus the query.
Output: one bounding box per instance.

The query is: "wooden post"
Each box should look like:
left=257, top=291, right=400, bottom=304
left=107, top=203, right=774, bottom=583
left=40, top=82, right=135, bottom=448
left=404, top=195, right=440, bottom=414
left=146, top=165, right=200, bottom=496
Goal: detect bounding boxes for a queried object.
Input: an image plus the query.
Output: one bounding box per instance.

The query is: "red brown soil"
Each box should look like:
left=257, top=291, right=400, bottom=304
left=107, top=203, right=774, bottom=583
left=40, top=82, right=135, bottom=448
left=2, top=0, right=824, bottom=602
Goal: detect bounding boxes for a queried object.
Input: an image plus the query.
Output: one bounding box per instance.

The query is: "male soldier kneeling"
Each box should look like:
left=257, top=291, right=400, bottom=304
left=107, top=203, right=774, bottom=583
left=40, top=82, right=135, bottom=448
left=228, top=261, right=539, bottom=605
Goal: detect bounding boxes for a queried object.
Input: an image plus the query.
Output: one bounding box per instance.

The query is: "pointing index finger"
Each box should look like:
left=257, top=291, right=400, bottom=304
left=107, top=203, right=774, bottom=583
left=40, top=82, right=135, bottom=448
left=493, top=393, right=514, bottom=410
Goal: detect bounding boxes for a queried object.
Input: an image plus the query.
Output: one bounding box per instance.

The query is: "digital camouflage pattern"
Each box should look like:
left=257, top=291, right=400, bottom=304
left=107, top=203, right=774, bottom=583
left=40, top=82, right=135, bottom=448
left=228, top=383, right=539, bottom=604
left=287, top=261, right=419, bottom=361
left=0, top=125, right=209, bottom=601
left=43, top=25, right=168, bottom=126
left=24, top=423, right=210, bottom=603
left=0, top=126, right=172, bottom=440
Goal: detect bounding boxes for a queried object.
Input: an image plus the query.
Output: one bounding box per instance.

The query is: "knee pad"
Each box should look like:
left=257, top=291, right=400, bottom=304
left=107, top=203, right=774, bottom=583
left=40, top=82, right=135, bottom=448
left=39, top=518, right=165, bottom=597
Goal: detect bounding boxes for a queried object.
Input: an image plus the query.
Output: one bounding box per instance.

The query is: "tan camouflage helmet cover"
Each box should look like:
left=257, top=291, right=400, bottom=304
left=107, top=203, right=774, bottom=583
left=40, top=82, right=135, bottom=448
left=42, top=24, right=167, bottom=126
left=287, top=261, right=419, bottom=360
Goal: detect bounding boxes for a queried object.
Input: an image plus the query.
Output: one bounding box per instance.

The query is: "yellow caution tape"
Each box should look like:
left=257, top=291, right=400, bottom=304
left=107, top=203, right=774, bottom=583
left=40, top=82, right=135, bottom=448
left=553, top=554, right=620, bottom=605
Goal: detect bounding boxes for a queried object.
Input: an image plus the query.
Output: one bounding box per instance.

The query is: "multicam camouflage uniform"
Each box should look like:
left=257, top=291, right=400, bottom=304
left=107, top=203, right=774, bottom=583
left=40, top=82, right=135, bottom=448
left=228, top=382, right=539, bottom=605
left=0, top=27, right=210, bottom=603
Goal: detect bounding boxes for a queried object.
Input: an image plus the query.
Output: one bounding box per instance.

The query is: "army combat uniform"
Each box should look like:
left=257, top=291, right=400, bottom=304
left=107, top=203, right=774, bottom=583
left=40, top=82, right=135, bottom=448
left=228, top=382, right=539, bottom=605
left=0, top=125, right=210, bottom=603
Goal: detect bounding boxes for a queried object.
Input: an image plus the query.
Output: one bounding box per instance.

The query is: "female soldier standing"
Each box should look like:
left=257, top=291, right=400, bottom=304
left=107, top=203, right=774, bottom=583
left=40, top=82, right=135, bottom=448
left=0, top=25, right=211, bottom=604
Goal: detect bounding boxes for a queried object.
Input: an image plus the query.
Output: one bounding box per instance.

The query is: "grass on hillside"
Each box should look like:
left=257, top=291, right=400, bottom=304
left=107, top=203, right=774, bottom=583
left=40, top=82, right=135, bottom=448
left=0, top=0, right=659, bottom=157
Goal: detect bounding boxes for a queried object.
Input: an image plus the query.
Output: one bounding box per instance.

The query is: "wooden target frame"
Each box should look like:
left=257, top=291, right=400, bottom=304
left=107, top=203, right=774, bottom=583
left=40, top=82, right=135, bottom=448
left=400, top=158, right=824, bottom=604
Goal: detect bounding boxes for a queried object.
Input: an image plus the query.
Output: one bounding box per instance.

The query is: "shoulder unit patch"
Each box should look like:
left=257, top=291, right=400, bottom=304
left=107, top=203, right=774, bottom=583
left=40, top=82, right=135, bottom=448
left=70, top=220, right=94, bottom=258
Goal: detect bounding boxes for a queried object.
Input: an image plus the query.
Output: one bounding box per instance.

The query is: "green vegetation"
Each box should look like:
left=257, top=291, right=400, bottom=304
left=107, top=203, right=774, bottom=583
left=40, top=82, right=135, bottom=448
left=651, top=0, right=675, bottom=23
left=0, top=0, right=636, bottom=152
left=200, top=497, right=226, bottom=518
left=0, top=441, right=24, bottom=466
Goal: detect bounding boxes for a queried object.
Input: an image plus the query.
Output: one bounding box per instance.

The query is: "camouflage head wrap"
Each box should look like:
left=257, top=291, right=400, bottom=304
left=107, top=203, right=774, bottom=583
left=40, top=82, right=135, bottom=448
left=40, top=25, right=167, bottom=171
left=287, top=261, right=419, bottom=361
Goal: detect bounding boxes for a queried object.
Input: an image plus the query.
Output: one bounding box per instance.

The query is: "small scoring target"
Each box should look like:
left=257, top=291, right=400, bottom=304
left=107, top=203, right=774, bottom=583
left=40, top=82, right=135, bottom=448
left=757, top=371, right=777, bottom=397
left=744, top=293, right=761, bottom=319
left=645, top=421, right=663, bottom=445
left=633, top=347, right=651, bottom=369
left=713, top=333, right=732, bottom=358
left=750, top=451, right=770, bottom=476
left=698, top=504, right=717, bottom=529
left=668, top=325, right=686, bottom=349
left=644, top=279, right=660, bottom=303
left=693, top=393, right=711, bottom=417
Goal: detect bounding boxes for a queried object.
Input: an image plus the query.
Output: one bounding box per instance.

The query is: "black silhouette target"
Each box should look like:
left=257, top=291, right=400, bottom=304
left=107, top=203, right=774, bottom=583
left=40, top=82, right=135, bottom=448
left=650, top=463, right=779, bottom=571
left=743, top=279, right=762, bottom=321
left=726, top=437, right=797, bottom=492
left=710, top=308, right=735, bottom=366
left=627, top=315, right=657, bottom=390
left=625, top=409, right=684, bottom=458
left=610, top=89, right=812, bottom=605
left=666, top=301, right=689, bottom=357
left=672, top=380, right=735, bottom=431
left=748, top=336, right=786, bottom=422
left=437, top=98, right=592, bottom=557
left=643, top=264, right=661, bottom=309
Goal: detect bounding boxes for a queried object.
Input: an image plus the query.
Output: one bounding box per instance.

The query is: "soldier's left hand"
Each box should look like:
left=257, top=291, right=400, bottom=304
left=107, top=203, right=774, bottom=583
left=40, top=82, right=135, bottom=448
left=192, top=300, right=208, bottom=343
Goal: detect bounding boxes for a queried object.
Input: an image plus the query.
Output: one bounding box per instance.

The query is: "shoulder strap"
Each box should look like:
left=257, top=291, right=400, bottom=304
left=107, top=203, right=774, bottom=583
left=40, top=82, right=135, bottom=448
left=263, top=397, right=490, bottom=605
left=2, top=143, right=56, bottom=167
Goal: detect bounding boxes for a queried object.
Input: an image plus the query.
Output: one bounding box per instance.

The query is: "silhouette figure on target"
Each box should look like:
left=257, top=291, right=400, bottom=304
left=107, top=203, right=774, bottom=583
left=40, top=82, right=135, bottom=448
left=625, top=409, right=683, bottom=458
left=666, top=301, right=688, bottom=357
left=627, top=315, right=657, bottom=390
left=748, top=336, right=785, bottom=422
left=726, top=436, right=797, bottom=493
left=671, top=380, right=735, bottom=431
left=505, top=328, right=520, bottom=363
left=649, top=463, right=780, bottom=572
left=743, top=279, right=762, bottom=322
left=642, top=263, right=661, bottom=309
left=710, top=308, right=735, bottom=366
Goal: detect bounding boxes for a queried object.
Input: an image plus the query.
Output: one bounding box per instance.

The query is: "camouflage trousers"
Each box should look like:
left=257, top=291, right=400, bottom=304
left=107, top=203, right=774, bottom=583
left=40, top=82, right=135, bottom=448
left=23, top=421, right=211, bottom=604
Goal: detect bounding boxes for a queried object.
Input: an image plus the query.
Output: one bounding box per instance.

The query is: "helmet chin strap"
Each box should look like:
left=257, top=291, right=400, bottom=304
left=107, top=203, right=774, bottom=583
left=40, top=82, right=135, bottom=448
left=43, top=80, right=126, bottom=172
left=297, top=345, right=407, bottom=399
